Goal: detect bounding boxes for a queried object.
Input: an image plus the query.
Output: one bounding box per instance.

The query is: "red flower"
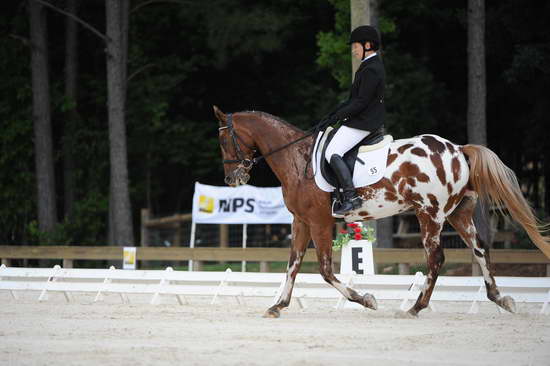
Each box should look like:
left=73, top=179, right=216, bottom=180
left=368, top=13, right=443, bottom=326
left=347, top=222, right=358, bottom=228
left=354, top=227, right=361, bottom=233
left=354, top=233, right=362, bottom=240
left=339, top=229, right=348, bottom=234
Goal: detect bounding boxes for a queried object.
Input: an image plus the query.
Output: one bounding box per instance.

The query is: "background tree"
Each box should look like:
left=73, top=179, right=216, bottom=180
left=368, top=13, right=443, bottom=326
left=63, top=0, right=79, bottom=219
left=468, top=0, right=491, bottom=269
left=29, top=0, right=57, bottom=234
left=106, top=0, right=134, bottom=246
left=1, top=0, right=548, bottom=251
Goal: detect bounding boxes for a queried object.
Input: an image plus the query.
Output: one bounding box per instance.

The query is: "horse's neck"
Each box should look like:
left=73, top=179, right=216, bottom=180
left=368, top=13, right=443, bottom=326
left=246, top=116, right=312, bottom=187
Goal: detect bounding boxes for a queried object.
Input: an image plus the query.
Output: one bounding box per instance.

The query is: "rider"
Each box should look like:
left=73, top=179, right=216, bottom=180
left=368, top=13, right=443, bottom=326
left=325, top=25, right=386, bottom=215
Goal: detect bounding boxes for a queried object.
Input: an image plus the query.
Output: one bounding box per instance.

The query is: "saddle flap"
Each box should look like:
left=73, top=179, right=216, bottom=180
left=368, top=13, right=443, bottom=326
left=312, top=127, right=393, bottom=193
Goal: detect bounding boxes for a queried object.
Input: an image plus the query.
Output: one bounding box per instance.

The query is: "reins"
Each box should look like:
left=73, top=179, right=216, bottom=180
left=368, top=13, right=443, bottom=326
left=220, top=113, right=332, bottom=169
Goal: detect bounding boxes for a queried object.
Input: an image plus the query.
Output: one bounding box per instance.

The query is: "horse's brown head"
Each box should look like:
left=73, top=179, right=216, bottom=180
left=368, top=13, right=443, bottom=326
left=213, top=106, right=257, bottom=187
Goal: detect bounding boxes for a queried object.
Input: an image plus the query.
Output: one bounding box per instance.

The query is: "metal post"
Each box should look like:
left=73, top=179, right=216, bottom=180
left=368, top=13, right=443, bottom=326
left=241, top=224, right=247, bottom=272
left=140, top=208, right=150, bottom=247
left=188, top=220, right=196, bottom=271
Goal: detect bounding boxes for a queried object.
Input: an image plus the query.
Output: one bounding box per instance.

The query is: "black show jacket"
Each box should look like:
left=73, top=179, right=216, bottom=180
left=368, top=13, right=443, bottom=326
left=333, top=54, right=385, bottom=132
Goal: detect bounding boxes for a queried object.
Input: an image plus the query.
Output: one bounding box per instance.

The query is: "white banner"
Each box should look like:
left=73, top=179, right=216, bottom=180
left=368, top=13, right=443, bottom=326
left=192, top=182, right=293, bottom=224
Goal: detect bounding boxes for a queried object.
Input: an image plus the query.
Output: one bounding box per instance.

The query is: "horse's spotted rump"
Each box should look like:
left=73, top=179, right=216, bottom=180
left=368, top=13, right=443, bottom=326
left=451, top=157, right=461, bottom=183
left=445, top=142, right=456, bottom=155
left=421, top=135, right=446, bottom=154
left=391, top=162, right=430, bottom=185
left=430, top=153, right=447, bottom=185
left=387, top=153, right=398, bottom=166
left=397, top=143, right=414, bottom=154
left=411, top=147, right=427, bottom=157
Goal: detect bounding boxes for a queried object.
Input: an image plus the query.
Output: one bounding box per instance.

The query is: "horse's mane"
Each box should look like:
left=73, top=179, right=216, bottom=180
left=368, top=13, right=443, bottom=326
left=242, top=110, right=305, bottom=134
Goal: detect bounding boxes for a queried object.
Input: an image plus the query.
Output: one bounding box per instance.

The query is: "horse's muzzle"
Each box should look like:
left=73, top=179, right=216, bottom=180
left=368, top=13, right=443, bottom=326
left=225, top=167, right=250, bottom=187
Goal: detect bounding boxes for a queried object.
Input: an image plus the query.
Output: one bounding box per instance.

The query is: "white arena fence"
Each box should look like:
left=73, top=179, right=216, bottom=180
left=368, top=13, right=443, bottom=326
left=1, top=264, right=549, bottom=315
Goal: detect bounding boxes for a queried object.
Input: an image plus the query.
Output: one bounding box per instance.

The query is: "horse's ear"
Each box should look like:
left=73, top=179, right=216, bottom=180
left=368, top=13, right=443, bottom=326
left=213, top=105, right=227, bottom=125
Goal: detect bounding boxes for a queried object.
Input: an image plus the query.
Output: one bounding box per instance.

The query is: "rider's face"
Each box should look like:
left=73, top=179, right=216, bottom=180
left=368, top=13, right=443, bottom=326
left=351, top=42, right=371, bottom=60
left=351, top=42, right=363, bottom=60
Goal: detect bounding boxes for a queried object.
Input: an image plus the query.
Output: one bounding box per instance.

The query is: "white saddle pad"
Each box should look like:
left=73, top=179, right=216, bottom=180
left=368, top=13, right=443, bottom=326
left=312, top=127, right=393, bottom=193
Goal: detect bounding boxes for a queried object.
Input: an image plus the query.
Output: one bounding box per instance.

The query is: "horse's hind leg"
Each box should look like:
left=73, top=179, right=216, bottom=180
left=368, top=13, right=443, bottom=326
left=446, top=191, right=516, bottom=313
left=263, top=218, right=310, bottom=318
left=310, top=224, right=378, bottom=310
left=404, top=210, right=445, bottom=317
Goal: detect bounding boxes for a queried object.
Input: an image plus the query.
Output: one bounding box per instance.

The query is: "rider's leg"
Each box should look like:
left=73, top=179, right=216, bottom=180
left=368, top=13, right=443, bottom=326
left=325, top=126, right=370, bottom=214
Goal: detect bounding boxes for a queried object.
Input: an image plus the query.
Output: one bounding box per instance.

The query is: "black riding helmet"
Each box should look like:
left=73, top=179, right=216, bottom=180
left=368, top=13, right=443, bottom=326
left=349, top=25, right=381, bottom=55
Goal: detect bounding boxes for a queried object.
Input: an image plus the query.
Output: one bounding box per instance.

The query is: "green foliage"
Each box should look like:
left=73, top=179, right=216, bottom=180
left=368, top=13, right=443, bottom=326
left=316, top=0, right=350, bottom=89
left=2, top=0, right=550, bottom=250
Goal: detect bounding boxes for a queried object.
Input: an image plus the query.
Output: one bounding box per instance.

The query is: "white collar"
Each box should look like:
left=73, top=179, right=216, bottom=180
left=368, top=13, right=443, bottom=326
left=362, top=52, right=377, bottom=62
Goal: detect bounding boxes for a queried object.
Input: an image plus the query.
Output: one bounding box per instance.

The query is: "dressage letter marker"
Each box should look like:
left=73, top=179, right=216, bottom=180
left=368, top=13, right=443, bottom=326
left=340, top=240, right=374, bottom=276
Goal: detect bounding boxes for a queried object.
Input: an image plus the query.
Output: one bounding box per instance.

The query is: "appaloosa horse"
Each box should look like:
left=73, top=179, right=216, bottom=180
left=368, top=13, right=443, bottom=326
left=213, top=106, right=550, bottom=318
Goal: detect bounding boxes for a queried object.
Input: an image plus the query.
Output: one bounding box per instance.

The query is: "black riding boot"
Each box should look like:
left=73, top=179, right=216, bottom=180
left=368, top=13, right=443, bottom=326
left=329, top=154, right=363, bottom=215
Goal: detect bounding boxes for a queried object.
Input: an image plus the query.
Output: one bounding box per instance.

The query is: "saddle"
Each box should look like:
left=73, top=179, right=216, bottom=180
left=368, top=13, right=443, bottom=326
left=319, top=128, right=385, bottom=188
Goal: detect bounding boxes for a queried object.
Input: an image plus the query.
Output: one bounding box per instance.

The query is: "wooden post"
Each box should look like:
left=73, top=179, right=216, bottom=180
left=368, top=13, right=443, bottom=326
left=219, top=224, right=228, bottom=265
left=173, top=222, right=182, bottom=246
left=1, top=258, right=10, bottom=267
left=398, top=263, right=410, bottom=275
left=546, top=264, right=550, bottom=277
left=472, top=261, right=482, bottom=276
left=63, top=259, right=73, bottom=268
left=140, top=208, right=150, bottom=269
left=260, top=261, right=269, bottom=272
left=140, top=208, right=150, bottom=247
left=220, top=224, right=229, bottom=248
left=193, top=260, right=203, bottom=271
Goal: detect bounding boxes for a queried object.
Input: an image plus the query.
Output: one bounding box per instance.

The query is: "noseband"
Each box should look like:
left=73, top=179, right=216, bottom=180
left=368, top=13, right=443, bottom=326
left=219, top=113, right=257, bottom=168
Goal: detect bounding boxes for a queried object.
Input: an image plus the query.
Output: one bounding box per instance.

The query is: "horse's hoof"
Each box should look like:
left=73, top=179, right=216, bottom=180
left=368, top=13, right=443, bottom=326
left=500, top=296, right=516, bottom=313
left=394, top=310, right=418, bottom=319
left=263, top=308, right=280, bottom=318
left=363, top=293, right=378, bottom=310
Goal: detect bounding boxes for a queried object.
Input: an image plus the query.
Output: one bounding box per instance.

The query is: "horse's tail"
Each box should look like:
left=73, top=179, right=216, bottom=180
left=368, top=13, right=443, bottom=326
left=462, top=144, right=550, bottom=258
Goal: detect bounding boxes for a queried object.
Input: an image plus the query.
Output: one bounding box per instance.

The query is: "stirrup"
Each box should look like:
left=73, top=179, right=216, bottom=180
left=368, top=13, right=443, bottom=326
left=349, top=195, right=363, bottom=209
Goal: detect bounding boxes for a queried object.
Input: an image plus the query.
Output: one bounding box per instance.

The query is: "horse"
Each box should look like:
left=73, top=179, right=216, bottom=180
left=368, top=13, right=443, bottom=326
left=213, top=106, right=550, bottom=318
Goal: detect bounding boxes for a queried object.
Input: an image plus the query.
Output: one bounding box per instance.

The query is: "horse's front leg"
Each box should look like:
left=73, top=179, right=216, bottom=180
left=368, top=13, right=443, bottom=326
left=263, top=218, right=311, bottom=318
left=311, top=224, right=378, bottom=310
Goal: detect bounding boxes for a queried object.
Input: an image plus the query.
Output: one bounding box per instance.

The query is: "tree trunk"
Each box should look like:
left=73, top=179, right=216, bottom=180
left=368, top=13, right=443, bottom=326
left=63, top=0, right=79, bottom=219
left=467, top=0, right=487, bottom=146
left=350, top=0, right=378, bottom=74
left=29, top=0, right=57, bottom=233
left=468, top=0, right=490, bottom=272
left=106, top=0, right=134, bottom=246
left=350, top=0, right=393, bottom=248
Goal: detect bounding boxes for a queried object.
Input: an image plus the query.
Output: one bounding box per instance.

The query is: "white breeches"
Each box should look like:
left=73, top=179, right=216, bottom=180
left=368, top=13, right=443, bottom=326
left=325, top=126, right=371, bottom=162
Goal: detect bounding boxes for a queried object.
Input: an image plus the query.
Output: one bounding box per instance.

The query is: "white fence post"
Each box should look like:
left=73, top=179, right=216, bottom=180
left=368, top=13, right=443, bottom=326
left=94, top=266, right=116, bottom=303
left=540, top=290, right=550, bottom=315
left=0, top=263, right=18, bottom=300
left=399, top=272, right=435, bottom=312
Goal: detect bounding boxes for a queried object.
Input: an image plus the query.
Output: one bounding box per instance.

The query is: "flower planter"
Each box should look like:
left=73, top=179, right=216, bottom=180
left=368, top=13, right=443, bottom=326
left=340, top=239, right=374, bottom=275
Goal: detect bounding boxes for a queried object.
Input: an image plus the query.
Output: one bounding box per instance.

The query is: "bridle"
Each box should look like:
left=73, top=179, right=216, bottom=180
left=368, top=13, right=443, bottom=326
left=219, top=113, right=257, bottom=169
left=219, top=113, right=325, bottom=169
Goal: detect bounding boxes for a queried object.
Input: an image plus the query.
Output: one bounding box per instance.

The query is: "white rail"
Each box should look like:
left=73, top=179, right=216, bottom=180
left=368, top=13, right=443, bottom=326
left=1, top=264, right=549, bottom=314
